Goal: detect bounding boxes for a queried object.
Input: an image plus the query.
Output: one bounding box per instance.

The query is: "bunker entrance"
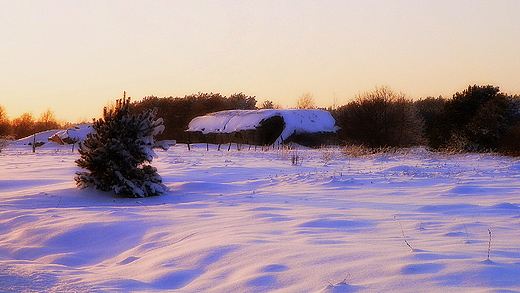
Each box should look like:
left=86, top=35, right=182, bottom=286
left=258, top=116, right=284, bottom=145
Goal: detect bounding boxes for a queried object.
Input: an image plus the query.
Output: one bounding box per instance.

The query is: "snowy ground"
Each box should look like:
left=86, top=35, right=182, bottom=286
left=2, top=143, right=520, bottom=292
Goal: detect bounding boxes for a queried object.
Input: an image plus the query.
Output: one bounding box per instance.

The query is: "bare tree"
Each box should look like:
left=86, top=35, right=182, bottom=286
left=11, top=112, right=36, bottom=139
left=0, top=105, right=10, bottom=137
left=35, top=108, right=60, bottom=133
left=296, top=93, right=316, bottom=109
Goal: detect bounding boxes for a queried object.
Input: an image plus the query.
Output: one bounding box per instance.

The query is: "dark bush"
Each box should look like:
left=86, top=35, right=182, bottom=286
left=414, top=96, right=446, bottom=146
left=430, top=85, right=520, bottom=152
left=335, top=86, right=423, bottom=148
left=499, top=122, right=520, bottom=156
left=465, top=95, right=520, bottom=151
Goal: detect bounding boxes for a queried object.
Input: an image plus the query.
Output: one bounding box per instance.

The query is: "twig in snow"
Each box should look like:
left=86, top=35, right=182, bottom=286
left=136, top=201, right=151, bottom=212
left=487, top=229, right=492, bottom=260
left=328, top=274, right=351, bottom=287
left=457, top=218, right=470, bottom=243
left=394, top=215, right=414, bottom=251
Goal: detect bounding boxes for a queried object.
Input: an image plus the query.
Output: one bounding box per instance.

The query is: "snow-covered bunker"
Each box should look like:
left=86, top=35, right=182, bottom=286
left=186, top=109, right=339, bottom=147
left=47, top=123, right=175, bottom=149
left=48, top=123, right=95, bottom=145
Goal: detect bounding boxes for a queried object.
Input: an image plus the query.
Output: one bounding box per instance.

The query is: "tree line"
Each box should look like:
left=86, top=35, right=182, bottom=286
left=129, top=85, right=520, bottom=155
left=0, top=92, right=260, bottom=140
left=0, top=108, right=63, bottom=139
left=3, top=84, right=520, bottom=155
left=332, top=85, right=520, bottom=155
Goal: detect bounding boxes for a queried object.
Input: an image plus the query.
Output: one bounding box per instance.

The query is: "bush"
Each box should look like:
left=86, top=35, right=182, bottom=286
left=499, top=123, right=520, bottom=156
left=336, top=86, right=423, bottom=148
left=430, top=85, right=520, bottom=152
left=0, top=136, right=12, bottom=153
left=75, top=98, right=168, bottom=197
left=414, top=96, right=446, bottom=146
left=465, top=95, right=520, bottom=151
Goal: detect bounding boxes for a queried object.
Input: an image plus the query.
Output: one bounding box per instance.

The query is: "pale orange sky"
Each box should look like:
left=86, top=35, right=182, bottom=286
left=1, top=0, right=520, bottom=122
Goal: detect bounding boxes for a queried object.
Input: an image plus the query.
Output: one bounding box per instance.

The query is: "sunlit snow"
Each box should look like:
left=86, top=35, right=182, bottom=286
left=1, top=143, right=520, bottom=292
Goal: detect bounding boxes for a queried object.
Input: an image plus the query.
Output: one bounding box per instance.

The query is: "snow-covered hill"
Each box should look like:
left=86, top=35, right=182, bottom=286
left=1, top=143, right=520, bottom=292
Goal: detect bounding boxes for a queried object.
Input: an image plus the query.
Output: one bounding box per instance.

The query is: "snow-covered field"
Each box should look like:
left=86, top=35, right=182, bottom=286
left=2, top=143, right=520, bottom=292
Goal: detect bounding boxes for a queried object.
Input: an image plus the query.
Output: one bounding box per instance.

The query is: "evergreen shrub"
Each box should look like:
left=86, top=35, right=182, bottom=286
left=75, top=98, right=168, bottom=197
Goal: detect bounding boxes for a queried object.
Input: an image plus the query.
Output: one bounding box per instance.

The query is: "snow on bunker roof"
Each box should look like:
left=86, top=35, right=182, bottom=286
left=187, top=109, right=338, bottom=145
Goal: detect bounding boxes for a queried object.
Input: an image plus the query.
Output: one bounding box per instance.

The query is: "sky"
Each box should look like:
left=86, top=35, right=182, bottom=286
left=1, top=0, right=520, bottom=122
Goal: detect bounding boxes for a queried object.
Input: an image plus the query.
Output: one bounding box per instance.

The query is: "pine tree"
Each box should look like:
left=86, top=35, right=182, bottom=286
left=75, top=97, right=168, bottom=197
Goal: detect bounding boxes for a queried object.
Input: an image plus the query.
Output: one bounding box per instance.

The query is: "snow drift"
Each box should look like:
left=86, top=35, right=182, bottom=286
left=3, top=144, right=520, bottom=292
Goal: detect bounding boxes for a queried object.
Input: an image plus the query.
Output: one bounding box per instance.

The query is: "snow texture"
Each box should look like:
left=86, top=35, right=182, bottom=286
left=187, top=109, right=339, bottom=145
left=2, top=143, right=520, bottom=292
